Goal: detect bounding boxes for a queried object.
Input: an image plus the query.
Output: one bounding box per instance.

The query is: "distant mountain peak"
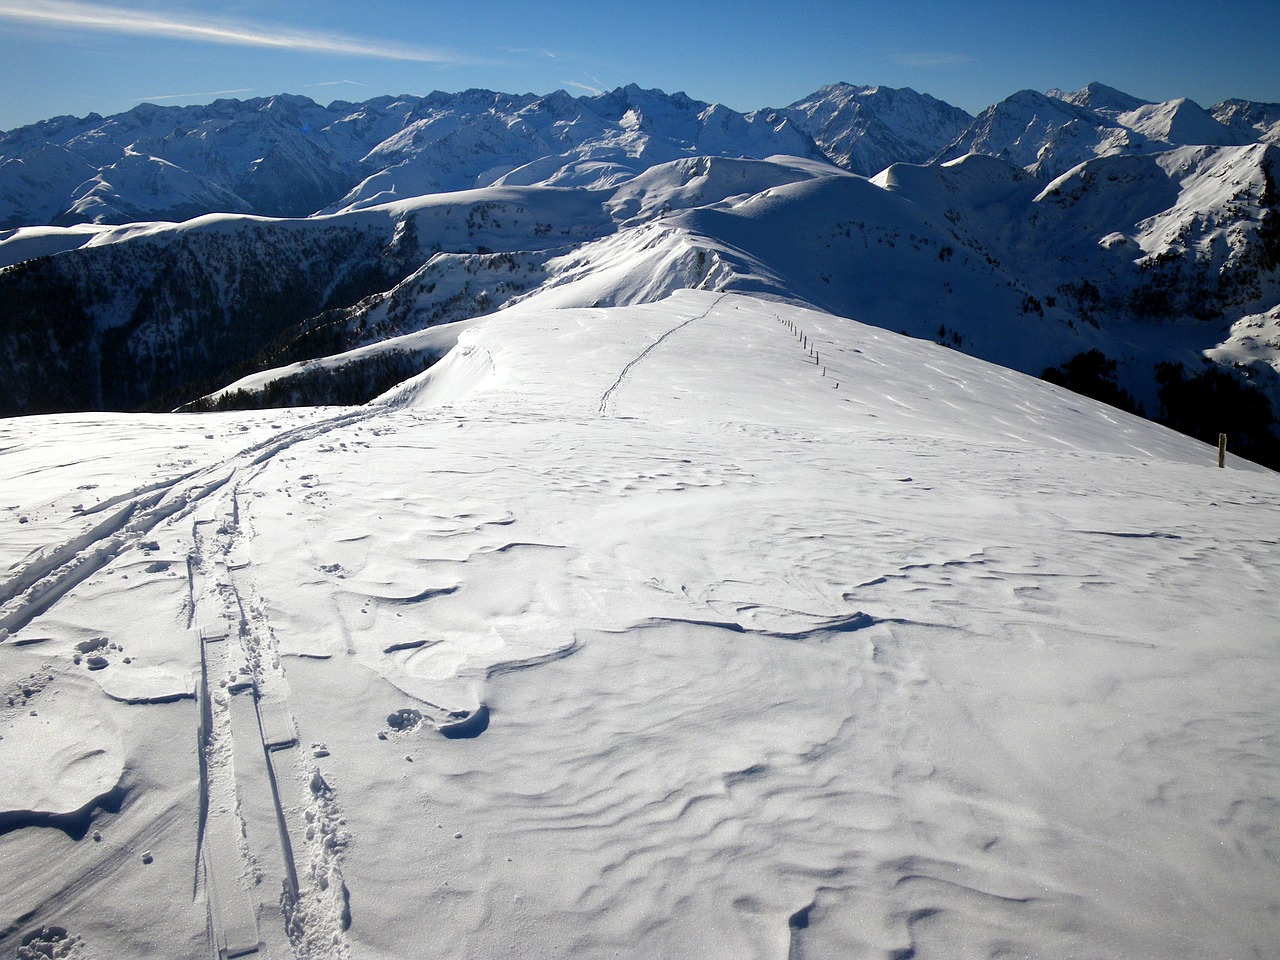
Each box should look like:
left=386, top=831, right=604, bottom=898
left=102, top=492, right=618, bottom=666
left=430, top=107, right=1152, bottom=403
left=940, top=82, right=1252, bottom=178
left=778, top=82, right=972, bottom=176
left=1048, top=81, right=1151, bottom=115
left=1212, top=98, right=1280, bottom=145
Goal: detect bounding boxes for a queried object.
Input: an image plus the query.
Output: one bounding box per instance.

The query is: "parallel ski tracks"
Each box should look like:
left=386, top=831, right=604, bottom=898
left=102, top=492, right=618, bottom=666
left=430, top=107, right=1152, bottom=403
left=1, top=405, right=371, bottom=959
left=0, top=408, right=371, bottom=639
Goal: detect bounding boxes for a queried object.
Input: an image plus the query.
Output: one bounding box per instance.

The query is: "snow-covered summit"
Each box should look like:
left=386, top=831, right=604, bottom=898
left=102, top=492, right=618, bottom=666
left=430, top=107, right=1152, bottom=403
left=1117, top=97, right=1249, bottom=148
left=771, top=82, right=973, bottom=176
left=942, top=83, right=1249, bottom=179
left=1213, top=97, right=1280, bottom=145
left=1047, top=80, right=1151, bottom=117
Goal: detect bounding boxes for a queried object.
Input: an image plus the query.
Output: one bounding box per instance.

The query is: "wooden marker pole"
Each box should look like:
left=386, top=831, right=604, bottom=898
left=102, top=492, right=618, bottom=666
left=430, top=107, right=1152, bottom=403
left=1218, top=433, right=1227, bottom=468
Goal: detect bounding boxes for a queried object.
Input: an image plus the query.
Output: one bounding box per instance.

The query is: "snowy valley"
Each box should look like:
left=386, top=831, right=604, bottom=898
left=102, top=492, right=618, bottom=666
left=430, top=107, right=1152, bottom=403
left=1, top=80, right=1279, bottom=960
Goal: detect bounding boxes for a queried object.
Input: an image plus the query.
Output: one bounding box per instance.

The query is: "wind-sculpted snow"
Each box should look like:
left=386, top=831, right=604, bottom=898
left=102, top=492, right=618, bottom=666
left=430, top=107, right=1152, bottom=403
left=0, top=669, right=126, bottom=838
left=2, top=293, right=1277, bottom=958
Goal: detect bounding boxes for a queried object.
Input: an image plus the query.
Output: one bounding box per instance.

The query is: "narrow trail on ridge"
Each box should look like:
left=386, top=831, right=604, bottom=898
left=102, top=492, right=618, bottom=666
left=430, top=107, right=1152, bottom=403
left=598, top=294, right=727, bottom=416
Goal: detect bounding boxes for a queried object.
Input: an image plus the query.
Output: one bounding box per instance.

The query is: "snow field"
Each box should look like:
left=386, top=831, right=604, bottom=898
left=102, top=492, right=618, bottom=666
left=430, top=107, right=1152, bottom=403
left=0, top=292, right=1278, bottom=958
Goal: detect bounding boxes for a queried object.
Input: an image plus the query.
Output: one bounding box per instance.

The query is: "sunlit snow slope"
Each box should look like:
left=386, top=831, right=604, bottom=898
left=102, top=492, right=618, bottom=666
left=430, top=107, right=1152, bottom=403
left=2, top=293, right=1278, bottom=959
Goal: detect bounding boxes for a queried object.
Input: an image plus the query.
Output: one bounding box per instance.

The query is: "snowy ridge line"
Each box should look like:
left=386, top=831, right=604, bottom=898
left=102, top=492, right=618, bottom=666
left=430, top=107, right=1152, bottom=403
left=598, top=293, right=728, bottom=416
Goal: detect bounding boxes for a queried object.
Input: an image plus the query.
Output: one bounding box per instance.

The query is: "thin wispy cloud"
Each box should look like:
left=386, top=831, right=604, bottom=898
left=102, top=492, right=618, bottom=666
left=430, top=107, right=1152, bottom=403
left=560, top=71, right=609, bottom=97
left=500, top=47, right=562, bottom=60
left=301, top=80, right=374, bottom=90
left=139, top=86, right=254, bottom=102
left=0, top=0, right=467, bottom=63
left=892, top=52, right=976, bottom=68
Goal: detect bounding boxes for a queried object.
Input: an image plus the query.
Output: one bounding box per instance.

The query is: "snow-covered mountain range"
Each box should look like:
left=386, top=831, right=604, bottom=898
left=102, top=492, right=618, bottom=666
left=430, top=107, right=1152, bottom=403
left=3, top=81, right=1277, bottom=230
left=938, top=81, right=1264, bottom=179
left=2, top=80, right=1280, bottom=468
left=0, top=85, right=828, bottom=228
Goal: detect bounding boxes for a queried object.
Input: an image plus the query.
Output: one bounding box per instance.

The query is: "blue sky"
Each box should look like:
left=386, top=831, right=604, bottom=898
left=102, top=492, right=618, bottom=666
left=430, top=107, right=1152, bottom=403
left=2, top=0, right=1278, bottom=131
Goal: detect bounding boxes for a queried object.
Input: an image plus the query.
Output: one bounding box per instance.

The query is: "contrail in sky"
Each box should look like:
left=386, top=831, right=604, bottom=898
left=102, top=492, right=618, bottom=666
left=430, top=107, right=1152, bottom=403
left=0, top=0, right=467, bottom=63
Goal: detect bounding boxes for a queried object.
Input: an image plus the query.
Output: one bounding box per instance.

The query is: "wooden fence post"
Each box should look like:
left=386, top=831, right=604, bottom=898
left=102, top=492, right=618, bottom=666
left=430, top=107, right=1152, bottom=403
left=1218, top=433, right=1227, bottom=468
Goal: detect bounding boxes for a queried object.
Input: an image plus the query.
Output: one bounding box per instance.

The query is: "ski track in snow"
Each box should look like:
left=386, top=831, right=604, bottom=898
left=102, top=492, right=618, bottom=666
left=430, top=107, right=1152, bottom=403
left=598, top=293, right=727, bottom=416
left=0, top=408, right=371, bottom=637
left=0, top=405, right=379, bottom=958
left=1, top=292, right=1279, bottom=959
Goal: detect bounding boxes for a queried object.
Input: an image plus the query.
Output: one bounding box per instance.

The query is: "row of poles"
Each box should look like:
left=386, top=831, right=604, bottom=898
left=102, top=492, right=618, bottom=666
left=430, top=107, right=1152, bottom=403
left=774, top=315, right=1232, bottom=470
left=778, top=315, right=840, bottom=390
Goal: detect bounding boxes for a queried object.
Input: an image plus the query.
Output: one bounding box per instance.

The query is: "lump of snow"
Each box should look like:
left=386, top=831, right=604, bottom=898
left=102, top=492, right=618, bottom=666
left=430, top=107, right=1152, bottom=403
left=96, top=665, right=195, bottom=704
left=1099, top=231, right=1140, bottom=253
left=0, top=700, right=125, bottom=837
